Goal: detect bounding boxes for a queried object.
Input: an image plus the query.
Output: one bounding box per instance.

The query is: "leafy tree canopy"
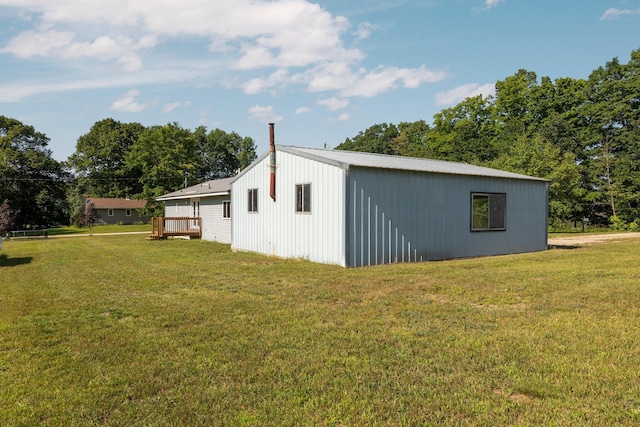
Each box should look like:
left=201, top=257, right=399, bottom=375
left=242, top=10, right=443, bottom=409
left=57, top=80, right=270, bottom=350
left=337, top=47, right=640, bottom=226
left=0, top=116, right=70, bottom=229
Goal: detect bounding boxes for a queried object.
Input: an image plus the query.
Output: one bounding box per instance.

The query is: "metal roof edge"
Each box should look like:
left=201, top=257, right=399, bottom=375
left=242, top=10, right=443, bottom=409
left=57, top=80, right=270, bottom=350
left=348, top=163, right=551, bottom=182
left=156, top=177, right=233, bottom=201
left=157, top=191, right=229, bottom=201
left=231, top=145, right=550, bottom=183
left=230, top=150, right=271, bottom=184
left=277, top=145, right=351, bottom=170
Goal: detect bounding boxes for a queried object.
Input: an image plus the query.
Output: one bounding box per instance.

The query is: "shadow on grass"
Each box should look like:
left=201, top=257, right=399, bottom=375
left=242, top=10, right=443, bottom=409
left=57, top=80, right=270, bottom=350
left=0, top=254, right=34, bottom=267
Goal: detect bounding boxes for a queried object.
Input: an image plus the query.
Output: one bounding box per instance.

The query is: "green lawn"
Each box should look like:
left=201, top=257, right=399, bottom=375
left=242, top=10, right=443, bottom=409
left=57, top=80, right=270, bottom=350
left=46, top=224, right=151, bottom=235
left=1, top=235, right=640, bottom=426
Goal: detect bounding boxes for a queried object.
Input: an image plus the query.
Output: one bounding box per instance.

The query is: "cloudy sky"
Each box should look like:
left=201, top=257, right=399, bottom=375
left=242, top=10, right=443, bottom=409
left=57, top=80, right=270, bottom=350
left=1, top=0, right=639, bottom=161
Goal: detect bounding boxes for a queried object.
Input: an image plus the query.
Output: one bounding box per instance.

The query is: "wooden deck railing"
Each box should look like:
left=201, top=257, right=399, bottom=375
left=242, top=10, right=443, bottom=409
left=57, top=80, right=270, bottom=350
left=150, top=217, right=201, bottom=239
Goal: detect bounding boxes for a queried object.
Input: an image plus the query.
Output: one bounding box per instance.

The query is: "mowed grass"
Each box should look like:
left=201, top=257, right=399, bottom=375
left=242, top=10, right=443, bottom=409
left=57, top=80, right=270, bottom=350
left=1, top=235, right=640, bottom=426
left=46, top=224, right=150, bottom=235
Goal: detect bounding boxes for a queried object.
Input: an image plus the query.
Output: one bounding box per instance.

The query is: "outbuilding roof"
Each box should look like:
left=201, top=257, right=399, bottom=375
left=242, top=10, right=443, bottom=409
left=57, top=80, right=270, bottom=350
left=236, top=146, right=549, bottom=182
left=156, top=177, right=233, bottom=201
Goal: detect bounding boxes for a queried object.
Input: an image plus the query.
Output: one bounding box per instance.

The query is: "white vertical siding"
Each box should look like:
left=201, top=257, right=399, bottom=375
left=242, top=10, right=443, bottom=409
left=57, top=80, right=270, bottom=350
left=346, top=168, right=548, bottom=266
left=232, top=150, right=548, bottom=267
left=231, top=151, right=347, bottom=266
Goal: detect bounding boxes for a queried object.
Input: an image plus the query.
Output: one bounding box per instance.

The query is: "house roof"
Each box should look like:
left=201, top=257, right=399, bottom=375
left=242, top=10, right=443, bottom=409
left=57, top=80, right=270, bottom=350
left=156, top=177, right=233, bottom=201
left=234, top=145, right=549, bottom=182
left=87, top=198, right=146, bottom=209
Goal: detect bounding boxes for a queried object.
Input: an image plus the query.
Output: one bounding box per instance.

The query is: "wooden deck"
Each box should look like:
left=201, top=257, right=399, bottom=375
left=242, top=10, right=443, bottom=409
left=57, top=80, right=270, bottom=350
left=148, top=217, right=201, bottom=240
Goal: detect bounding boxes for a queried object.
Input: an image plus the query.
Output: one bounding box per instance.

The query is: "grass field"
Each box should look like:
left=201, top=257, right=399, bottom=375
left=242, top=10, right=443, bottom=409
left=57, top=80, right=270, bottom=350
left=45, top=224, right=151, bottom=235
left=1, top=235, right=640, bottom=426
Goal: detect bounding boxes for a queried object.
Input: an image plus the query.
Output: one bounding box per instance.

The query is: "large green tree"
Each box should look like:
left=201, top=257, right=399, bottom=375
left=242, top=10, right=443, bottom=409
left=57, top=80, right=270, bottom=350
left=425, top=95, right=498, bottom=163
left=336, top=123, right=400, bottom=154
left=579, top=52, right=640, bottom=223
left=489, top=134, right=584, bottom=225
left=126, top=122, right=200, bottom=217
left=0, top=116, right=70, bottom=229
left=195, top=127, right=257, bottom=180
left=67, top=118, right=146, bottom=197
left=66, top=118, right=146, bottom=223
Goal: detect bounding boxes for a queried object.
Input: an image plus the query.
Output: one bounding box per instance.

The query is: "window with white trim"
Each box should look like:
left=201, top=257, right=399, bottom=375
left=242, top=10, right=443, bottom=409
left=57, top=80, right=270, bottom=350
left=223, top=201, right=231, bottom=219
left=471, top=193, right=506, bottom=231
left=248, top=189, right=258, bottom=212
left=108, top=209, right=114, bottom=217
left=126, top=209, right=132, bottom=216
left=295, top=183, right=311, bottom=213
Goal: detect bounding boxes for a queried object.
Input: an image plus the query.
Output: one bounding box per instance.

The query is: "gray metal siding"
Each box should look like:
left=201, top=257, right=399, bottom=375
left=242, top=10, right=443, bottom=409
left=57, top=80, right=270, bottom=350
left=346, top=167, right=548, bottom=267
left=231, top=151, right=346, bottom=266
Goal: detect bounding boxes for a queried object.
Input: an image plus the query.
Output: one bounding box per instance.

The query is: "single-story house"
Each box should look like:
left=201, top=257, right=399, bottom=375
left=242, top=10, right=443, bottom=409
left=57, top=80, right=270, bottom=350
left=230, top=144, right=549, bottom=267
left=86, top=197, right=149, bottom=225
left=156, top=177, right=232, bottom=243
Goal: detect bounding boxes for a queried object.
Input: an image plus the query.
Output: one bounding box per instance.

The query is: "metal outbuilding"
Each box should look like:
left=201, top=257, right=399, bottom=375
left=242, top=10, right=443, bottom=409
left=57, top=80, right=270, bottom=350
left=231, top=140, right=549, bottom=267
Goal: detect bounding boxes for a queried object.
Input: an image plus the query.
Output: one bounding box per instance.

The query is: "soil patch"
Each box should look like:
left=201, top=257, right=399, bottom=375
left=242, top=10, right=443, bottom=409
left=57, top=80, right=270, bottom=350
left=548, top=232, right=640, bottom=247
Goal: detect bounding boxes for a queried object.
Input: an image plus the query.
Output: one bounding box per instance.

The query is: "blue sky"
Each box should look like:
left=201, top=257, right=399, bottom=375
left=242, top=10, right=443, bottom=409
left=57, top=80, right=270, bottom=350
left=1, top=0, right=639, bottom=162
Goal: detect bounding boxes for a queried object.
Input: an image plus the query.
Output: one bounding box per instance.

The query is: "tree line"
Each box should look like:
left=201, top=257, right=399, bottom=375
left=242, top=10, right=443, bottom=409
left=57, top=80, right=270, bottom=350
left=0, top=118, right=257, bottom=233
left=2, top=48, right=639, bottom=233
left=338, top=48, right=640, bottom=229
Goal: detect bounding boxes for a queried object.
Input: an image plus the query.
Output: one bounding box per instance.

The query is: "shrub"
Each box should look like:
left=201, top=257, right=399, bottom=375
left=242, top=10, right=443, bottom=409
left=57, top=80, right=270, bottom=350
left=610, top=215, right=628, bottom=231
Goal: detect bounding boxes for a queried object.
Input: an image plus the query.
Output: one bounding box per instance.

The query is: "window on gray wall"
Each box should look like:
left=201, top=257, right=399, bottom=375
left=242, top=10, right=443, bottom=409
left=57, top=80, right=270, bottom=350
left=248, top=189, right=258, bottom=212
left=126, top=209, right=132, bottom=216
left=296, top=183, right=311, bottom=213
left=471, top=193, right=506, bottom=231
left=223, top=201, right=231, bottom=218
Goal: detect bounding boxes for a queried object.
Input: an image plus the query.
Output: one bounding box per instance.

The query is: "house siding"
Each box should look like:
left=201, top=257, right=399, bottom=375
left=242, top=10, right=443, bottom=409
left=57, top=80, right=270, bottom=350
left=231, top=150, right=347, bottom=266
left=200, top=196, right=231, bottom=244
left=165, top=200, right=192, bottom=217
left=164, top=197, right=231, bottom=244
left=346, top=167, right=548, bottom=266
left=96, top=208, right=148, bottom=225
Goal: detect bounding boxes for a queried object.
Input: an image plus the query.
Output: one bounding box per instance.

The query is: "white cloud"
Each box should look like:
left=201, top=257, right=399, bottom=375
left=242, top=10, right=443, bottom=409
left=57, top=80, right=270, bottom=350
left=0, top=0, right=449, bottom=100
left=435, top=83, right=495, bottom=106
left=354, top=22, right=378, bottom=40
left=295, top=107, right=311, bottom=114
left=317, top=97, right=349, bottom=111
left=600, top=8, right=639, bottom=20
left=0, top=0, right=362, bottom=71
left=242, top=69, right=289, bottom=94
left=248, top=105, right=283, bottom=123
left=0, top=67, right=205, bottom=102
left=111, top=90, right=148, bottom=112
left=342, top=65, right=448, bottom=98
left=485, top=0, right=505, bottom=8
left=163, top=101, right=191, bottom=112
left=0, top=29, right=152, bottom=71
left=337, top=113, right=350, bottom=121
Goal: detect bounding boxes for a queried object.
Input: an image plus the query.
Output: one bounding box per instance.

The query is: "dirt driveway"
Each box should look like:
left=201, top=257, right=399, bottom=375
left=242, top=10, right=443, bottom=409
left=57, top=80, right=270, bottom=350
left=548, top=232, right=640, bottom=247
